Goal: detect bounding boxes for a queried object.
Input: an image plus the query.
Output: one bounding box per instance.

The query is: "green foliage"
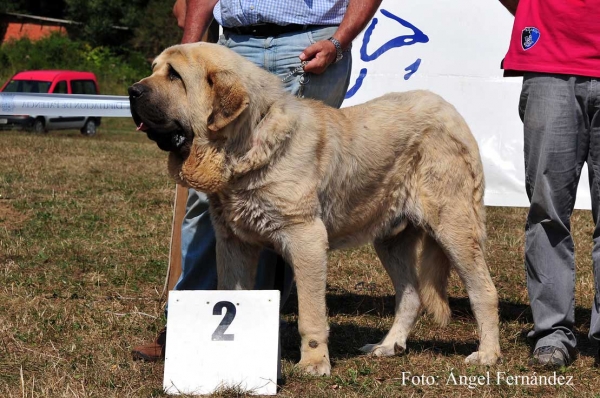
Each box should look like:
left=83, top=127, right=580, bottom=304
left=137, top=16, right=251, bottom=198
left=64, top=0, right=149, bottom=48
left=130, top=0, right=183, bottom=57
left=0, top=0, right=20, bottom=13
left=0, top=33, right=150, bottom=95
left=1, top=0, right=66, bottom=17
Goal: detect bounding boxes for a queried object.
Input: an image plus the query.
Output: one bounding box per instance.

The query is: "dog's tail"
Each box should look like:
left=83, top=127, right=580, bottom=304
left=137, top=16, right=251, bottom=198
left=418, top=235, right=451, bottom=326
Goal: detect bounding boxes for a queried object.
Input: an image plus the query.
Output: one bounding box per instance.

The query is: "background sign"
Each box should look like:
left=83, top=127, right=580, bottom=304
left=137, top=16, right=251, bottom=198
left=164, top=290, right=280, bottom=395
left=344, top=0, right=591, bottom=209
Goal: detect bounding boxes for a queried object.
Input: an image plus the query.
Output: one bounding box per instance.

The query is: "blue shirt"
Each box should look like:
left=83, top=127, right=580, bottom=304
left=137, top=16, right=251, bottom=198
left=214, top=0, right=348, bottom=27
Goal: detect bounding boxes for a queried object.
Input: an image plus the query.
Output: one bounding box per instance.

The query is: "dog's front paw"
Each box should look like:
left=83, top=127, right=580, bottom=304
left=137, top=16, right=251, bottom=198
left=297, top=356, right=331, bottom=376
left=465, top=350, right=502, bottom=366
left=298, top=338, right=331, bottom=376
left=360, top=342, right=406, bottom=357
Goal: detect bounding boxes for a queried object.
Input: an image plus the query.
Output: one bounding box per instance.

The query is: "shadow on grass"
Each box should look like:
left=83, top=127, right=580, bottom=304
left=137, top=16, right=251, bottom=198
left=280, top=321, right=480, bottom=363
left=281, top=289, right=599, bottom=361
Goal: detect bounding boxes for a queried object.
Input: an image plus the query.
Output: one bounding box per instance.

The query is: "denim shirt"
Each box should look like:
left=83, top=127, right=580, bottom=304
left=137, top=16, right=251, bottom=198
left=213, top=0, right=348, bottom=27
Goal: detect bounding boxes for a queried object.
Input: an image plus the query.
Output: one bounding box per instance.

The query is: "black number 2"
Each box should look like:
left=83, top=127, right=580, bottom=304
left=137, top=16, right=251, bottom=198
left=212, top=301, right=236, bottom=341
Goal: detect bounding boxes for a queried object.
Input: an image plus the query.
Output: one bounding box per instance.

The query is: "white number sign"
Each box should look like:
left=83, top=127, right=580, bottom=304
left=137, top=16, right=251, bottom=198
left=163, top=290, right=280, bottom=395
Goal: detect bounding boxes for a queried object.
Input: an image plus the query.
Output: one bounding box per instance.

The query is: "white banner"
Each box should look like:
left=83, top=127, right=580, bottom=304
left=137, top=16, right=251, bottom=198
left=344, top=0, right=591, bottom=210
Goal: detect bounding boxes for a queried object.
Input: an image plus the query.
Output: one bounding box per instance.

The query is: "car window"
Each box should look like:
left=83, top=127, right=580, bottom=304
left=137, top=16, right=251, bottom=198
left=2, top=80, right=52, bottom=93
left=71, top=80, right=97, bottom=95
left=52, top=81, right=68, bottom=94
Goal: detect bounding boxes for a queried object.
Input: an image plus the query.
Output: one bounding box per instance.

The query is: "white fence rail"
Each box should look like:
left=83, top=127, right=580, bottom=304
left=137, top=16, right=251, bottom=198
left=0, top=93, right=130, bottom=117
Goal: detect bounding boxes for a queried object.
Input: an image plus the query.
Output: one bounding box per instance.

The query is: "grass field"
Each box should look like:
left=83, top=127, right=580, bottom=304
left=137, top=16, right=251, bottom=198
left=1, top=121, right=600, bottom=397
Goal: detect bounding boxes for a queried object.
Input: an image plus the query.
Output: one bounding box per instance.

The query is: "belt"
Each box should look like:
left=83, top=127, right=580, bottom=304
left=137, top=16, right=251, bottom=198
left=223, top=23, right=332, bottom=37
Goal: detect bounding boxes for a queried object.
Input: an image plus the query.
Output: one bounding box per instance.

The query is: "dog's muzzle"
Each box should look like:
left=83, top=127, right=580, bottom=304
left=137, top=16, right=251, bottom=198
left=128, top=83, right=188, bottom=153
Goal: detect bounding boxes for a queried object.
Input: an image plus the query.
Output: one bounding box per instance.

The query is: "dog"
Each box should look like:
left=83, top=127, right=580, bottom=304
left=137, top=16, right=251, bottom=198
left=129, top=42, right=501, bottom=375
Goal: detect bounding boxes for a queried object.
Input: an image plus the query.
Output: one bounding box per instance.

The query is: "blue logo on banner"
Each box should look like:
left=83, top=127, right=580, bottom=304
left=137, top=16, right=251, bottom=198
left=521, top=27, right=540, bottom=51
left=344, top=9, right=429, bottom=99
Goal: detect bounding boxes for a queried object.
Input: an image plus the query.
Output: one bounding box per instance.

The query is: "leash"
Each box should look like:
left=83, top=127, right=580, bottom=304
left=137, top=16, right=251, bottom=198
left=281, top=61, right=310, bottom=97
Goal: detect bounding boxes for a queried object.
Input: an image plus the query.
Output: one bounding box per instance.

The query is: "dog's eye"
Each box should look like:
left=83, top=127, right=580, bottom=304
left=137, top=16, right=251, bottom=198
left=168, top=65, right=181, bottom=82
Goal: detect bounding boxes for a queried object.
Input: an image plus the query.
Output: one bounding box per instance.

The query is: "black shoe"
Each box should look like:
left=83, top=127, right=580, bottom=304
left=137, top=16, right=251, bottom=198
left=528, top=346, right=570, bottom=368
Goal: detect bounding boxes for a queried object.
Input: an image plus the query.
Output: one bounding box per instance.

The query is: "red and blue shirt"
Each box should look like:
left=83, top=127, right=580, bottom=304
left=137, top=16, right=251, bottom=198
left=502, top=0, right=600, bottom=78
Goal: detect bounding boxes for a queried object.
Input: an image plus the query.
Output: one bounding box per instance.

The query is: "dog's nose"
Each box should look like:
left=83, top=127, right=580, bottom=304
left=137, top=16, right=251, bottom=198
left=128, top=83, right=147, bottom=99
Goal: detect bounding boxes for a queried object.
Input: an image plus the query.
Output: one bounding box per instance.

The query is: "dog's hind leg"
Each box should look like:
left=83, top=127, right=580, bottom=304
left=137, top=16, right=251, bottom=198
left=431, top=216, right=501, bottom=365
left=360, top=225, right=423, bottom=357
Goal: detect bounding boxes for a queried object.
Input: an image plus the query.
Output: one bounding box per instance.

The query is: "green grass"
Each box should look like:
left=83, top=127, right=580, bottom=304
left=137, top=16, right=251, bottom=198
left=1, top=126, right=599, bottom=397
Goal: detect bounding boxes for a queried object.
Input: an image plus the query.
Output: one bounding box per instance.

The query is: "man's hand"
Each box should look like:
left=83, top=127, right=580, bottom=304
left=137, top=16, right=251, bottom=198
left=173, top=0, right=186, bottom=28
left=299, top=40, right=339, bottom=74
left=299, top=0, right=382, bottom=74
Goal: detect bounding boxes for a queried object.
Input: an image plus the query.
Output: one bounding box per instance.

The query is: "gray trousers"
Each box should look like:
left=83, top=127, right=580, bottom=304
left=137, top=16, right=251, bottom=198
left=520, top=72, right=600, bottom=357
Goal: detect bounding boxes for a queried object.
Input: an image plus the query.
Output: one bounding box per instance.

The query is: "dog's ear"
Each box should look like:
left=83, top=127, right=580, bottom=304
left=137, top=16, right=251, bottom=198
left=207, top=70, right=249, bottom=131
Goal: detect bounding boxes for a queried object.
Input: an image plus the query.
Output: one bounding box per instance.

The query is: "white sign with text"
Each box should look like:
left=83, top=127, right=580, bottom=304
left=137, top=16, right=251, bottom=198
left=163, top=290, right=280, bottom=396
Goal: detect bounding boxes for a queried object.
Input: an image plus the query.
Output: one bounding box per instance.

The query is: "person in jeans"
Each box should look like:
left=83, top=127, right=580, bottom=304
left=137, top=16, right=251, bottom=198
left=500, top=0, right=600, bottom=367
left=132, top=0, right=382, bottom=361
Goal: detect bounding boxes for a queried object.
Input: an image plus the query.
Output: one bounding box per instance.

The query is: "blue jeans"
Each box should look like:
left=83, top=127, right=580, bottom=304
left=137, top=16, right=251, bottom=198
left=520, top=72, right=600, bottom=358
left=174, top=26, right=352, bottom=302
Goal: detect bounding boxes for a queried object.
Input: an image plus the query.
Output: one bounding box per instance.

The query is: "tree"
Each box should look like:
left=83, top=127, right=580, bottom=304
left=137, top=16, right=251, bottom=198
left=64, top=0, right=148, bottom=48
left=1, top=0, right=67, bottom=18
left=131, top=0, right=182, bottom=58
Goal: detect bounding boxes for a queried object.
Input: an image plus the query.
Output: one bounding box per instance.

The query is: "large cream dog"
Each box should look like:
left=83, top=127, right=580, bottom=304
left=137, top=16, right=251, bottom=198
left=129, top=42, right=501, bottom=375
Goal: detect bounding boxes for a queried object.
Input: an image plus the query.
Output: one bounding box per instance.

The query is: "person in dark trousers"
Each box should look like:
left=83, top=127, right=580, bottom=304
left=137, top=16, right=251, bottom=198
left=500, top=0, right=600, bottom=367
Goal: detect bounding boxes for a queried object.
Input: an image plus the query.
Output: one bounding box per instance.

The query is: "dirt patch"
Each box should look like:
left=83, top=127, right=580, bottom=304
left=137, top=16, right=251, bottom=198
left=0, top=202, right=30, bottom=231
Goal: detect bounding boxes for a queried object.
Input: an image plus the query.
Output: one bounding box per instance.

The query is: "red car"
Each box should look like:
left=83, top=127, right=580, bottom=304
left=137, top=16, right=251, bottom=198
left=0, top=70, right=102, bottom=135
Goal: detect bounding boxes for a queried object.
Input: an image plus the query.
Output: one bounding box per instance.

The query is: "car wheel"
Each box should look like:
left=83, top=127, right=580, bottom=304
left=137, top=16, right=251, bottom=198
left=32, top=118, right=46, bottom=134
left=81, top=119, right=97, bottom=136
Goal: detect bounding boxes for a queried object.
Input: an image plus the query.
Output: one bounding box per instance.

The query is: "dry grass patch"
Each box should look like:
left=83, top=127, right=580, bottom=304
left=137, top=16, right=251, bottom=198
left=1, top=125, right=599, bottom=397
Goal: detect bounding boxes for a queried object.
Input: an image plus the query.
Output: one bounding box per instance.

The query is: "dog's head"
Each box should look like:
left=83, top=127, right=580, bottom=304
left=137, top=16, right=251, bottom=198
left=129, top=43, right=251, bottom=155
left=129, top=43, right=261, bottom=192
